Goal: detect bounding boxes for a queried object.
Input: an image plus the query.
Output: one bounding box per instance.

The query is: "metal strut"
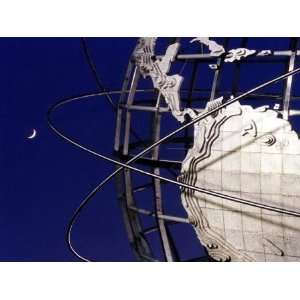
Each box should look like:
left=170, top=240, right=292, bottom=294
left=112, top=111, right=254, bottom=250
left=48, top=66, right=300, bottom=262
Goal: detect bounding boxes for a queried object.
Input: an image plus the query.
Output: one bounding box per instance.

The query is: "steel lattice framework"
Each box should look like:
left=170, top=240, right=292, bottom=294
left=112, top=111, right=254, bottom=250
left=114, top=37, right=300, bottom=262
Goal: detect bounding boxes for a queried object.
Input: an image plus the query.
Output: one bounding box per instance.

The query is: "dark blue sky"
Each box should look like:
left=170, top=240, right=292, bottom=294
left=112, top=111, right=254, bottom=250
left=1, top=38, right=139, bottom=261
left=1, top=37, right=300, bottom=261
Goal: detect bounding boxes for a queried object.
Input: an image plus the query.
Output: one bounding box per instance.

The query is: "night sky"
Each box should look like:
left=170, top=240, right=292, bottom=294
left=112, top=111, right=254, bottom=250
left=1, top=38, right=138, bottom=261
left=1, top=37, right=300, bottom=261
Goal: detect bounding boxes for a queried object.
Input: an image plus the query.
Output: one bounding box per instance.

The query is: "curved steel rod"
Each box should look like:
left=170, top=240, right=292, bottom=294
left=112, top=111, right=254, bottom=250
left=48, top=93, right=300, bottom=217
left=80, top=37, right=117, bottom=109
left=48, top=67, right=300, bottom=261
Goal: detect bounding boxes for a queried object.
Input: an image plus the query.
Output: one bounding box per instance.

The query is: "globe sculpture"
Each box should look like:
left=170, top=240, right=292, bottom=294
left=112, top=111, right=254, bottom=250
left=113, top=37, right=300, bottom=262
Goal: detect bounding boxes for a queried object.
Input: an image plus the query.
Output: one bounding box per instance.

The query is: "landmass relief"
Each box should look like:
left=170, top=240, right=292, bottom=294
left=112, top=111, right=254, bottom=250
left=134, top=38, right=300, bottom=261
left=50, top=37, right=300, bottom=261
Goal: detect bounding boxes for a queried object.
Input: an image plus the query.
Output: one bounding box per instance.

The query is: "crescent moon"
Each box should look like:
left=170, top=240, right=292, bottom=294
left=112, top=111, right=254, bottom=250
left=27, top=129, right=37, bottom=139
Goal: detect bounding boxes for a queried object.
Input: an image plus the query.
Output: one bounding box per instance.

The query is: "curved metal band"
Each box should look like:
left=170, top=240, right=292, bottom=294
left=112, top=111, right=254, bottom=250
left=48, top=67, right=300, bottom=260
